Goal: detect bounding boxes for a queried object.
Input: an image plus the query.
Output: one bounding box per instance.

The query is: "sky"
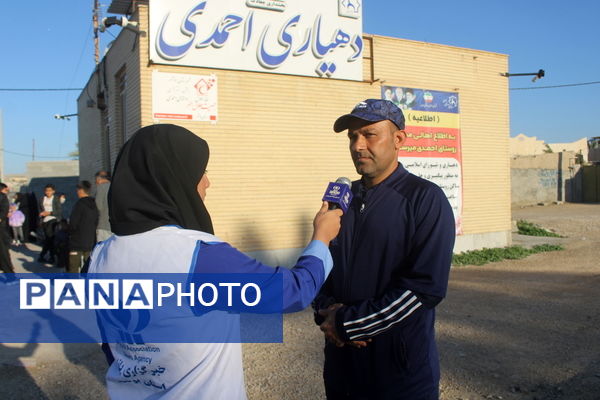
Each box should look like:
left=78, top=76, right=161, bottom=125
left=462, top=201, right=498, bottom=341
left=0, top=0, right=598, bottom=175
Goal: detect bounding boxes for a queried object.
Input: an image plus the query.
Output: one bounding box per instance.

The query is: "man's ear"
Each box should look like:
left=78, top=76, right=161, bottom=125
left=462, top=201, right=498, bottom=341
left=394, top=130, right=407, bottom=150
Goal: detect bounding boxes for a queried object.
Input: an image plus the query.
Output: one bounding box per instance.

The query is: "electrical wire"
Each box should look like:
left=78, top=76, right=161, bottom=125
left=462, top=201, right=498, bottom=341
left=511, top=81, right=600, bottom=90
left=57, top=19, right=93, bottom=158
left=0, top=88, right=83, bottom=92
left=1, top=149, right=74, bottom=160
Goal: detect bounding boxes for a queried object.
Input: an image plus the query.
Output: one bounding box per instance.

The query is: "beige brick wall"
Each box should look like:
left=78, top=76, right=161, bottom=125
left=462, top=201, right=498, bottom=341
left=370, top=35, right=511, bottom=235
left=78, top=4, right=511, bottom=252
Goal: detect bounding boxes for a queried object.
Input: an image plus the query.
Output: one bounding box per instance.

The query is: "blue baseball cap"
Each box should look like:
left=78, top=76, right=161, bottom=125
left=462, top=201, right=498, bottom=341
left=333, top=99, right=405, bottom=132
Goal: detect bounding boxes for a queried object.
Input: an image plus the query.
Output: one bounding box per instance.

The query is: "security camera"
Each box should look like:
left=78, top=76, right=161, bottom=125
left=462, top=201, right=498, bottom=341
left=532, top=69, right=545, bottom=83
left=54, top=114, right=76, bottom=121
left=100, top=16, right=139, bottom=32
left=100, top=17, right=117, bottom=32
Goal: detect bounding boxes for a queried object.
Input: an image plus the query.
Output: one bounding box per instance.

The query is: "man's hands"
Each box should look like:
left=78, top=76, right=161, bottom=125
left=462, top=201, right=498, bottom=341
left=318, top=303, right=345, bottom=347
left=40, top=211, right=51, bottom=217
left=311, top=202, right=343, bottom=245
left=312, top=202, right=371, bottom=348
left=318, top=303, right=371, bottom=348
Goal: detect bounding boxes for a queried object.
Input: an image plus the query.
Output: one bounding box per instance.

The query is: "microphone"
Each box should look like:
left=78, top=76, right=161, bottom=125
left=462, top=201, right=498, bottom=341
left=322, top=177, right=354, bottom=213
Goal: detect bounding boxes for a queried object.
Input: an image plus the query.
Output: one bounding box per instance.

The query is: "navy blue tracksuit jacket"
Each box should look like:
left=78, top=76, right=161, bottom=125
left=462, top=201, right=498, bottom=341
left=313, top=163, right=455, bottom=400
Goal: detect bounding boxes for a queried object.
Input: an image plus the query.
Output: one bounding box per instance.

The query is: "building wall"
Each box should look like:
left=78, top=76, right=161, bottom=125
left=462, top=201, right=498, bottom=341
left=79, top=4, right=511, bottom=255
left=589, top=137, right=600, bottom=162
left=78, top=9, right=143, bottom=182
left=25, top=161, right=79, bottom=180
left=510, top=133, right=589, bottom=162
left=78, top=72, right=102, bottom=182
left=4, top=174, right=28, bottom=193
left=372, top=36, right=511, bottom=244
left=548, top=138, right=588, bottom=161
left=511, top=152, right=576, bottom=206
left=590, top=148, right=600, bottom=163
left=510, top=133, right=547, bottom=156
left=581, top=165, right=600, bottom=202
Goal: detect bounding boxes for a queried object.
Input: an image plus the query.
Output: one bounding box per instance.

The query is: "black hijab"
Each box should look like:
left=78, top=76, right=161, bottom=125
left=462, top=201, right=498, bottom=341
left=108, top=124, right=214, bottom=235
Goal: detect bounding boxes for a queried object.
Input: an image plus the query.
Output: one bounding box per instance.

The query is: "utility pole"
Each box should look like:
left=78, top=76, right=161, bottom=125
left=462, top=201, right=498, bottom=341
left=32, top=139, right=35, bottom=161
left=93, top=0, right=100, bottom=65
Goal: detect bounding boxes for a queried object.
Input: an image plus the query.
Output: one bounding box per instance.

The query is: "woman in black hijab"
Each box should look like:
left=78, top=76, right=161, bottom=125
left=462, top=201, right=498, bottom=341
left=109, top=124, right=213, bottom=236
left=88, top=124, right=342, bottom=399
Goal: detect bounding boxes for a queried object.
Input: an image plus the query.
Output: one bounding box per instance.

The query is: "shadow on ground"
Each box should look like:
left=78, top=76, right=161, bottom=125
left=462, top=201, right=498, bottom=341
left=437, top=265, right=600, bottom=400
left=1, top=243, right=107, bottom=399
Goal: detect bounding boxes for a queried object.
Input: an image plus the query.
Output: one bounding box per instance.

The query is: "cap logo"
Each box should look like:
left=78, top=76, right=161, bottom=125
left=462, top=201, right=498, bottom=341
left=334, top=98, right=405, bottom=132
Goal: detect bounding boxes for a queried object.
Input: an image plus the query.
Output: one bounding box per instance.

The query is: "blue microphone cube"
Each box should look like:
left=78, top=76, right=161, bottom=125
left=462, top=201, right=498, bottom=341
left=322, top=182, right=353, bottom=213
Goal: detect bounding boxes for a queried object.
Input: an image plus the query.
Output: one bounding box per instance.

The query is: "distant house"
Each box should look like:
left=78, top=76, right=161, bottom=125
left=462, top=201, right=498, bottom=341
left=510, top=133, right=589, bottom=161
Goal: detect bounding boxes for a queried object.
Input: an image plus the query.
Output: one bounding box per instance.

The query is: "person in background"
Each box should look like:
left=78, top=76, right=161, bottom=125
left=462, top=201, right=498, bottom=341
left=0, top=183, right=15, bottom=277
left=68, top=181, right=98, bottom=273
left=54, top=219, right=70, bottom=270
left=8, top=197, right=25, bottom=246
left=11, top=193, right=27, bottom=242
left=38, top=184, right=62, bottom=264
left=0, top=184, right=11, bottom=242
left=24, top=192, right=37, bottom=243
left=94, top=170, right=112, bottom=242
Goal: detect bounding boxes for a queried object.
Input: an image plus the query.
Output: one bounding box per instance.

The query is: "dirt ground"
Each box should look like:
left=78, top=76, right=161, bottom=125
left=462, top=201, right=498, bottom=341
left=1, top=203, right=599, bottom=399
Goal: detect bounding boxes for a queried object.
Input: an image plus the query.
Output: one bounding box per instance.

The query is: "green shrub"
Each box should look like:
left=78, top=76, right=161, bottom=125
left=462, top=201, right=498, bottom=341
left=452, top=244, right=563, bottom=266
left=531, top=244, right=564, bottom=252
left=517, top=220, right=563, bottom=237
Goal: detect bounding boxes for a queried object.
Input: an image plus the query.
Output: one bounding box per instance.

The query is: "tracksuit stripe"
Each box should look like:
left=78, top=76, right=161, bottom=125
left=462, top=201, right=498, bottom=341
left=345, top=295, right=418, bottom=334
left=343, top=290, right=412, bottom=327
left=348, top=302, right=422, bottom=340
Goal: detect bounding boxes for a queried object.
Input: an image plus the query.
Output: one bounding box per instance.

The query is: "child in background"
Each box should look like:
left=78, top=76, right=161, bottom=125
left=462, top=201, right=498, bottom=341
left=8, top=202, right=25, bottom=245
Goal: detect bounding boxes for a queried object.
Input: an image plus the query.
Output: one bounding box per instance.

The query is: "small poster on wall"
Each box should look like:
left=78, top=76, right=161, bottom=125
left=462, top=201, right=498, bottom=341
left=152, top=71, right=218, bottom=122
left=382, top=85, right=463, bottom=234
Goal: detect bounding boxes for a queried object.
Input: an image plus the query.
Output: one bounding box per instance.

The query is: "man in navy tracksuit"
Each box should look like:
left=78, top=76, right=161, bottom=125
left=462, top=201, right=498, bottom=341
left=313, top=99, right=455, bottom=399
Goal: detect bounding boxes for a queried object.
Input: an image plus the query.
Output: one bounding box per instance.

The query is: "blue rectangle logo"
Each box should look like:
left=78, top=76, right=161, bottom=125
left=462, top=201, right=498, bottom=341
left=2, top=273, right=283, bottom=343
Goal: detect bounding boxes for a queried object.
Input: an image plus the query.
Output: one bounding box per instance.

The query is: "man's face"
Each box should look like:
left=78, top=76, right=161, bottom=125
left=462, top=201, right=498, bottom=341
left=347, top=119, right=404, bottom=183
left=1, top=187, right=8, bottom=194
left=44, top=188, right=55, bottom=198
